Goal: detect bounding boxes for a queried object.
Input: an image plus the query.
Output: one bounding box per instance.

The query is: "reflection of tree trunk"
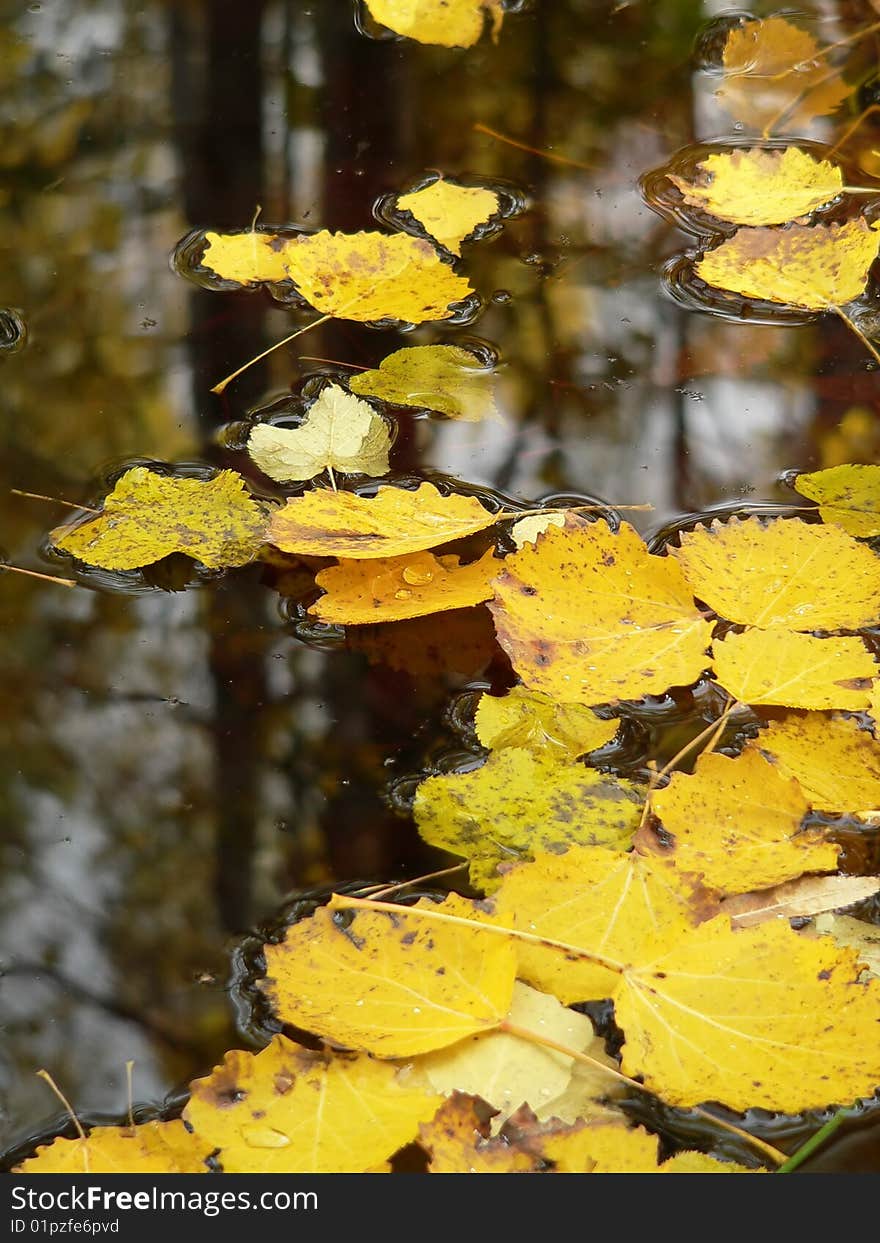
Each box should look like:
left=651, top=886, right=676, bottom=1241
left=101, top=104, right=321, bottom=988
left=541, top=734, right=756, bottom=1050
left=170, top=1, right=271, bottom=931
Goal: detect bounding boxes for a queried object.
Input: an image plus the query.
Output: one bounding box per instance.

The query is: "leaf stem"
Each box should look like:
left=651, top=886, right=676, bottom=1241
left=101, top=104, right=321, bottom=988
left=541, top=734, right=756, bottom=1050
left=11, top=488, right=100, bottom=514
left=472, top=122, right=596, bottom=172
left=211, top=313, right=333, bottom=395
left=1, top=563, right=77, bottom=588
left=499, top=1020, right=787, bottom=1167
left=328, top=892, right=626, bottom=975
left=776, top=1109, right=847, bottom=1173
left=832, top=305, right=880, bottom=369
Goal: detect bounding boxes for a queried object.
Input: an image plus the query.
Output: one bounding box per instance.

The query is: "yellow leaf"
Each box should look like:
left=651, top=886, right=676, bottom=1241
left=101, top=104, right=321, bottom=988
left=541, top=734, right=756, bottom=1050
left=672, top=516, right=880, bottom=630
left=715, top=16, right=852, bottom=132
left=346, top=606, right=498, bottom=678
left=794, top=463, right=880, bottom=536
left=615, top=915, right=880, bottom=1111
left=419, top=1094, right=540, bottom=1172
left=395, top=178, right=501, bottom=255
left=418, top=981, right=596, bottom=1121
left=365, top=0, right=504, bottom=48
left=811, top=914, right=880, bottom=979
left=248, top=386, right=391, bottom=483
left=497, top=1110, right=663, bottom=1173
left=348, top=343, right=499, bottom=421
left=183, top=1037, right=442, bottom=1173
left=488, top=846, right=710, bottom=1004
left=268, top=482, right=496, bottom=559
left=722, top=875, right=880, bottom=929
left=474, top=686, right=619, bottom=759
left=413, top=748, right=643, bottom=891
left=201, top=229, right=473, bottom=323
left=668, top=148, right=844, bottom=227
left=647, top=749, right=836, bottom=893
left=262, top=903, right=516, bottom=1057
left=711, top=628, right=875, bottom=710
left=309, top=546, right=499, bottom=623
left=50, top=467, right=267, bottom=571
left=509, top=512, right=566, bottom=547
left=695, top=219, right=880, bottom=311
left=660, top=1151, right=761, bottom=1173
left=745, top=711, right=880, bottom=810
left=490, top=518, right=713, bottom=704
left=13, top=1120, right=212, bottom=1174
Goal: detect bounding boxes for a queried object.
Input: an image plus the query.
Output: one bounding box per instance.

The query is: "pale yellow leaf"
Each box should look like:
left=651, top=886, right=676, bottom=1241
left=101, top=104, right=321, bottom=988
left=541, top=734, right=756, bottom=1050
left=248, top=386, right=390, bottom=482
left=474, top=686, right=619, bottom=759
left=722, top=875, right=880, bottom=929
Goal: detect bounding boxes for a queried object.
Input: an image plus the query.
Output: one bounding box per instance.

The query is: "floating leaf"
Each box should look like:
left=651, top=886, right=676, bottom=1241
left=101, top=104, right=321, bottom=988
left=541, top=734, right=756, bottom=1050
left=711, top=628, right=875, bottom=710
left=419, top=1094, right=540, bottom=1173
left=745, top=712, right=880, bottom=810
left=615, top=915, right=880, bottom=1112
left=695, top=219, right=880, bottom=312
left=346, top=606, right=498, bottom=678
left=268, top=482, right=496, bottom=559
left=13, top=1120, right=212, bottom=1174
left=668, top=148, right=844, bottom=227
left=474, top=686, right=619, bottom=759
left=715, top=16, right=852, bottom=133
left=647, top=749, right=835, bottom=893
left=262, top=903, right=516, bottom=1057
left=309, top=546, right=499, bottom=623
left=672, top=516, right=880, bottom=630
left=794, top=463, right=880, bottom=537
left=248, top=386, right=391, bottom=484
left=50, top=467, right=267, bottom=571
left=184, top=1037, right=442, bottom=1173
left=489, top=518, right=713, bottom=704
left=395, top=178, right=501, bottom=255
left=722, top=875, right=880, bottom=929
left=811, top=914, right=880, bottom=979
left=201, top=229, right=473, bottom=323
left=489, top=847, right=709, bottom=1004
left=349, top=344, right=499, bottom=421
left=418, top=981, right=596, bottom=1121
left=509, top=512, right=566, bottom=547
left=413, top=748, right=643, bottom=891
left=364, top=0, right=504, bottom=48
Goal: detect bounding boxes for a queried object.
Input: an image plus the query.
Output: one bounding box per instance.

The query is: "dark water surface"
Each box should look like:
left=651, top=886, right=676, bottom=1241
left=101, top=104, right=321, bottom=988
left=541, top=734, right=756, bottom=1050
left=3, top=0, right=880, bottom=1168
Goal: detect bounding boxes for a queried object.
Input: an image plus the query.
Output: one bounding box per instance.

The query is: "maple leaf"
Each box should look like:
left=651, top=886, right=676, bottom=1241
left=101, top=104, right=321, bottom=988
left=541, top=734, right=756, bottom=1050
left=395, top=178, right=501, bottom=255
left=49, top=467, right=267, bottom=571
left=711, top=628, right=875, bottom=711
left=417, top=981, right=598, bottom=1123
left=645, top=749, right=837, bottom=894
left=261, top=903, right=516, bottom=1057
left=794, top=463, right=880, bottom=537
left=489, top=517, right=713, bottom=705
left=247, top=386, right=391, bottom=484
left=418, top=1093, right=541, bottom=1172
left=721, top=875, right=880, bottom=929
left=183, top=1037, right=442, bottom=1173
left=473, top=686, right=619, bottom=759
left=200, top=229, right=474, bottom=323
left=413, top=747, right=643, bottom=891
left=268, top=482, right=497, bottom=559
left=714, top=16, right=852, bottom=133
left=695, top=219, right=880, bottom=313
left=672, top=515, right=880, bottom=631
left=348, top=343, right=499, bottom=422
left=668, top=148, right=844, bottom=227
left=745, top=711, right=880, bottom=810
left=364, top=0, right=504, bottom=48
left=12, top=1120, right=212, bottom=1174
left=308, top=546, right=499, bottom=624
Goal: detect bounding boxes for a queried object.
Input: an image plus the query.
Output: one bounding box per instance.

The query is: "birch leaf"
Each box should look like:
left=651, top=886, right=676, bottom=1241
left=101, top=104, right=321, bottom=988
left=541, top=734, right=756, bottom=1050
left=201, top=229, right=473, bottom=323
left=184, top=1037, right=442, bottom=1173
left=349, top=344, right=499, bottom=421
left=50, top=467, right=267, bottom=571
left=745, top=712, right=880, bottom=810
left=490, top=517, right=713, bottom=705
left=248, top=386, right=391, bottom=483
left=672, top=516, right=880, bottom=630
left=711, top=629, right=875, bottom=711
left=794, top=463, right=880, bottom=537
left=668, top=148, right=844, bottom=227
left=309, top=546, right=499, bottom=623
left=364, top=0, right=504, bottom=48
left=474, top=686, right=619, bottom=759
left=395, top=179, right=501, bottom=255
left=13, top=1121, right=212, bottom=1174
left=268, top=482, right=496, bottom=558
left=695, top=219, right=880, bottom=312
